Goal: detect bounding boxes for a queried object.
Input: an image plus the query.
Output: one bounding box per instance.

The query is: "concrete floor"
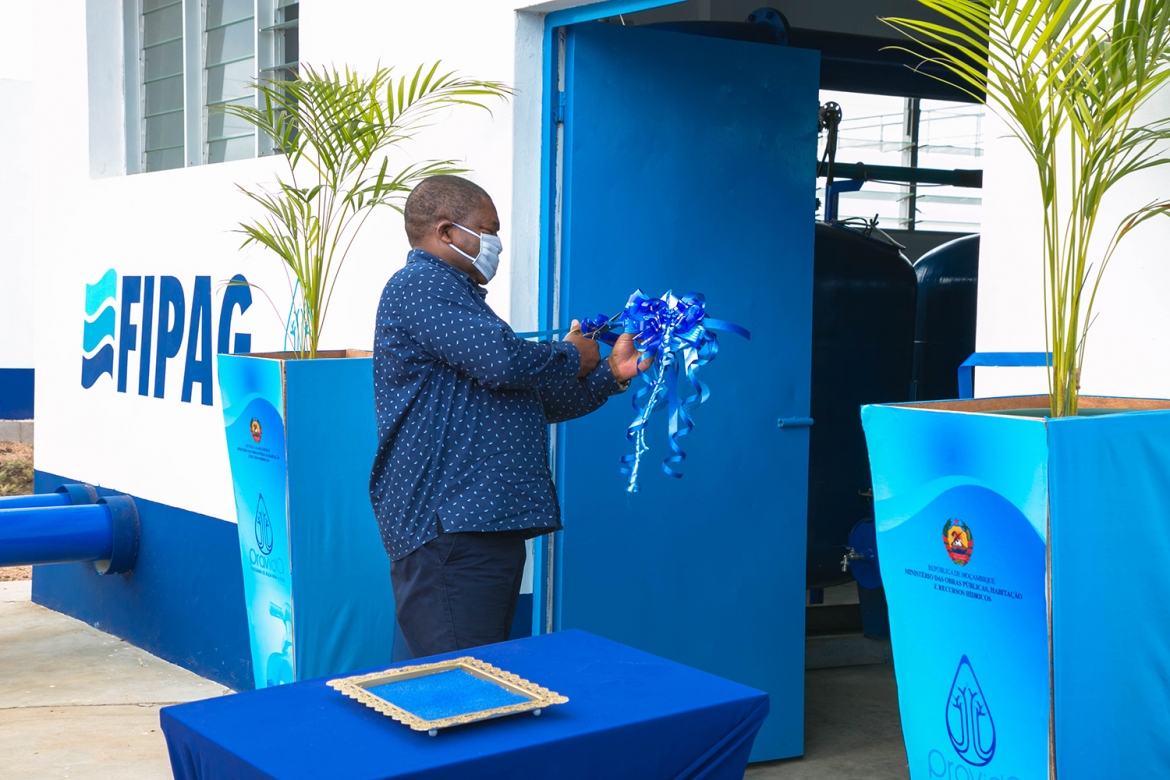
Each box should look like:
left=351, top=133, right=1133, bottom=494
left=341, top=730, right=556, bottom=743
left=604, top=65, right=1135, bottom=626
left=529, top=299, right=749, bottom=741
left=747, top=664, right=909, bottom=779
left=0, top=581, right=230, bottom=780
left=0, top=580, right=908, bottom=779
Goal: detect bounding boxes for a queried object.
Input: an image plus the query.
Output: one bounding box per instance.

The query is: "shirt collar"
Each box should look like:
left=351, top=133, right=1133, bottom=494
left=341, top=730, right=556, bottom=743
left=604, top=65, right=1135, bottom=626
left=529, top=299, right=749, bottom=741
left=407, top=249, right=488, bottom=298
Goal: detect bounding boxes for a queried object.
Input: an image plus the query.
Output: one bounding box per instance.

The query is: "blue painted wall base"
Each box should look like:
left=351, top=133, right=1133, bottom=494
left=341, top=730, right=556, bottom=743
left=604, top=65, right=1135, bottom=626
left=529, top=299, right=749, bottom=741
left=0, top=368, right=34, bottom=419
left=31, top=469, right=534, bottom=690
left=31, top=470, right=254, bottom=690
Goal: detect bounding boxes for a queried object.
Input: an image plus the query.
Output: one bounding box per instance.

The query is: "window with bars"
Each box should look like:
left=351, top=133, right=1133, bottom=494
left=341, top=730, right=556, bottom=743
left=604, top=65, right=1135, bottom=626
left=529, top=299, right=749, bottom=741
left=816, top=89, right=986, bottom=232
left=142, top=0, right=185, bottom=172
left=128, top=0, right=300, bottom=173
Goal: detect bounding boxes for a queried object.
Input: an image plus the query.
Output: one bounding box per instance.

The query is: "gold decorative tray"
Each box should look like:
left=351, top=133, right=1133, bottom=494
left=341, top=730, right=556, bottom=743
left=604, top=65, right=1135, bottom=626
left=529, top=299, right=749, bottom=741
left=327, top=656, right=568, bottom=736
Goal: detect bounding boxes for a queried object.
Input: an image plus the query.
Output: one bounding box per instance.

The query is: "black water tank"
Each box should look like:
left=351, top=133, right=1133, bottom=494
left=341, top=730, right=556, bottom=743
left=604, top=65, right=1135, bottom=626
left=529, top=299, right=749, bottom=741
left=807, top=222, right=917, bottom=590
left=912, top=235, right=980, bottom=401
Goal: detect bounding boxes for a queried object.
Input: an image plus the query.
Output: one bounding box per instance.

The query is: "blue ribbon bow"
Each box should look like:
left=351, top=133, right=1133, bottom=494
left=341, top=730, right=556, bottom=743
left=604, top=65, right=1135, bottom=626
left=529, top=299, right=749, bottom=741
left=586, top=290, right=750, bottom=493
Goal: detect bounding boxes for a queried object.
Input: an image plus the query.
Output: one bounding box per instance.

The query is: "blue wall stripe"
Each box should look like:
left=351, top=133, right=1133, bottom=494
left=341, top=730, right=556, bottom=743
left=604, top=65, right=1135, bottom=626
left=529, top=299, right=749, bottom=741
left=31, top=470, right=254, bottom=690
left=30, top=469, right=533, bottom=689
left=0, top=368, right=34, bottom=419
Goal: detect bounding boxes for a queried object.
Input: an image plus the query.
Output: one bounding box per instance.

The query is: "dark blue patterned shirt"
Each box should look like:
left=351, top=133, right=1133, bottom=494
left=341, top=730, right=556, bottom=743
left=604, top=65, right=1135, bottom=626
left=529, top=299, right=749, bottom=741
left=369, top=249, right=625, bottom=560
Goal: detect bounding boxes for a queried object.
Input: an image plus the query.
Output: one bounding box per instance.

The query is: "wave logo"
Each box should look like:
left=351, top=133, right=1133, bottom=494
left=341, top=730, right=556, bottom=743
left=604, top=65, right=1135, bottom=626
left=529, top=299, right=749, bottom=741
left=82, top=269, right=118, bottom=388
left=946, top=654, right=996, bottom=766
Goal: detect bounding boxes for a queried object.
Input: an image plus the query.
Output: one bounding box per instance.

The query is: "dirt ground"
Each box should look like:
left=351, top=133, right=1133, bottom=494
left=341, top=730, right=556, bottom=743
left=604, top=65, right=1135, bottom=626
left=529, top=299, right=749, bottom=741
left=0, top=441, right=33, bottom=581
left=0, top=441, right=32, bottom=496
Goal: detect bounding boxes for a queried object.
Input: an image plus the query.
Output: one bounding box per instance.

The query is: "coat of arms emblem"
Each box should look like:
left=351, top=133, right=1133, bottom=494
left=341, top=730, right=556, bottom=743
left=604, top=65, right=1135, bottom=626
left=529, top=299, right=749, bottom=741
left=942, top=518, right=973, bottom=566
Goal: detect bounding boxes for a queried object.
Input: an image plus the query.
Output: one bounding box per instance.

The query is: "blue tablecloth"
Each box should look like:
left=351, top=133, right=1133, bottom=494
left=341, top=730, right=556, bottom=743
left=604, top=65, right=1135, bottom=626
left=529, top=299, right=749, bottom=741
left=160, top=629, right=768, bottom=780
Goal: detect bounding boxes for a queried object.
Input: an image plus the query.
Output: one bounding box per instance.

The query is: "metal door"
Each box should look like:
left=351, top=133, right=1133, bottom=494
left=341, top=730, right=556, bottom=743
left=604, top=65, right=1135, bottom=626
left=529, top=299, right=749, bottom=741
left=554, top=21, right=819, bottom=760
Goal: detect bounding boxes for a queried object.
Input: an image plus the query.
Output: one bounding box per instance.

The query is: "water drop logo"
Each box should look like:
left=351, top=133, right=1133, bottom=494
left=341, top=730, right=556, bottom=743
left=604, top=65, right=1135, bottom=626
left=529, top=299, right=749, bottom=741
left=946, top=654, right=996, bottom=766
left=254, top=493, right=274, bottom=555
left=81, top=269, right=117, bottom=389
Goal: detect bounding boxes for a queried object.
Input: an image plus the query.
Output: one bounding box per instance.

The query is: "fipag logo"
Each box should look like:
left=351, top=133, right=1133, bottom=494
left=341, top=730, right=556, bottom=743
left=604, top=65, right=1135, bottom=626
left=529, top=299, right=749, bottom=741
left=79, top=269, right=253, bottom=404
left=82, top=269, right=118, bottom=388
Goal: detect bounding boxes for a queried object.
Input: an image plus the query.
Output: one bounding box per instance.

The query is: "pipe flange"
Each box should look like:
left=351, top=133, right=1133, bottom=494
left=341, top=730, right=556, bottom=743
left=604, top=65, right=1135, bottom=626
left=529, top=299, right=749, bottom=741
left=55, top=483, right=99, bottom=506
left=94, top=495, right=139, bottom=575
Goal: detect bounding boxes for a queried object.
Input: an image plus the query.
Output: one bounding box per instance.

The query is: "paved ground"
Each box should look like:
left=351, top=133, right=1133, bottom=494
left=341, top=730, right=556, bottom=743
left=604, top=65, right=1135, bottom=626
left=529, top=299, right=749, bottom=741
left=0, top=581, right=230, bottom=780
left=747, top=664, right=909, bottom=779
left=0, top=580, right=908, bottom=779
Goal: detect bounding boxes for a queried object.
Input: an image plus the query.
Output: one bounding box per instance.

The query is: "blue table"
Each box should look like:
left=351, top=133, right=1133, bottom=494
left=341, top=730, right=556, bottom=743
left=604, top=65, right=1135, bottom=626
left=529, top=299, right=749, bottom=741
left=160, top=630, right=769, bottom=780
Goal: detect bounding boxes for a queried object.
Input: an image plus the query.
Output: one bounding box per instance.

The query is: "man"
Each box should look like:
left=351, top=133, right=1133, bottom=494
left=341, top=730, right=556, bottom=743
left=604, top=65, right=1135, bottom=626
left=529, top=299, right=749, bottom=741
left=369, top=175, right=650, bottom=658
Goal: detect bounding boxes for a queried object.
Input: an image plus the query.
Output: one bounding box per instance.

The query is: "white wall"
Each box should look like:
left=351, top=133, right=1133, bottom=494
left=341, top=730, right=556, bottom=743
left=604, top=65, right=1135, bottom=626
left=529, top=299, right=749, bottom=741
left=25, top=0, right=640, bottom=522
left=0, top=3, right=38, bottom=370
left=975, top=91, right=1170, bottom=399
left=0, top=78, right=34, bottom=370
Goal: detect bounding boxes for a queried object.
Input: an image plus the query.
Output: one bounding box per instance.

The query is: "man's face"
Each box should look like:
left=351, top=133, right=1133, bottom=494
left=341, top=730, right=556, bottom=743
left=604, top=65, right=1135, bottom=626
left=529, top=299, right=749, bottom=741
left=439, top=197, right=501, bottom=285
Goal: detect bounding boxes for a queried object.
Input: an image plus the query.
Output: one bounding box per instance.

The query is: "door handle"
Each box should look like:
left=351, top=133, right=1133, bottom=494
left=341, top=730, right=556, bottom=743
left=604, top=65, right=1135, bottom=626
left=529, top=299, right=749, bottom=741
left=777, top=417, right=814, bottom=429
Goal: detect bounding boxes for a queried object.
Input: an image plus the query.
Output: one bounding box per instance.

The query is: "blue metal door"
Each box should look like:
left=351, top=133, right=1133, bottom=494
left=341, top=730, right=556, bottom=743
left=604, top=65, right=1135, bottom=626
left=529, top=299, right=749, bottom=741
left=554, top=21, right=819, bottom=760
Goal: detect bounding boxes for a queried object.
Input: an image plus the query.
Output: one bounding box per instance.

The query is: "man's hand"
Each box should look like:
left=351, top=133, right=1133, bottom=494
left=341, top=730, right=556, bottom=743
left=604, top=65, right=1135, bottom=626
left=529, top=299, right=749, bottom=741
left=608, top=332, right=654, bottom=383
left=564, top=320, right=600, bottom=378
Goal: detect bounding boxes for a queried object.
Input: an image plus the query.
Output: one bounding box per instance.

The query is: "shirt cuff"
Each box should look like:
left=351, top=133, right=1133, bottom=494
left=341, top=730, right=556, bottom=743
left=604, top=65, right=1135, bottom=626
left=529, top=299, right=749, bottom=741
left=556, top=340, right=583, bottom=379
left=586, top=358, right=628, bottom=396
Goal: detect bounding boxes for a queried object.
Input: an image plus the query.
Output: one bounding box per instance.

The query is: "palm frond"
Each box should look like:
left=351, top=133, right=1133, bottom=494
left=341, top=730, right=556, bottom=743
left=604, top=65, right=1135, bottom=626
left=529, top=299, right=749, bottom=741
left=224, top=63, right=511, bottom=357
left=886, top=0, right=1170, bottom=415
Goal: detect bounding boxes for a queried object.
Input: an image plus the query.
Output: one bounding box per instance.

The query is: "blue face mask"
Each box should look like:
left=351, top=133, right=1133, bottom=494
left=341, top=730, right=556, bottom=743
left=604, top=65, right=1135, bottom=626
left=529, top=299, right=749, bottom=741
left=451, top=224, right=503, bottom=284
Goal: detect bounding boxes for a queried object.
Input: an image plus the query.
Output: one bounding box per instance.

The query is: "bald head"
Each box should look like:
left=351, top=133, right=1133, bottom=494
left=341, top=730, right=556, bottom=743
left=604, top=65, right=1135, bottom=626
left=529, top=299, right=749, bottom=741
left=404, top=175, right=491, bottom=246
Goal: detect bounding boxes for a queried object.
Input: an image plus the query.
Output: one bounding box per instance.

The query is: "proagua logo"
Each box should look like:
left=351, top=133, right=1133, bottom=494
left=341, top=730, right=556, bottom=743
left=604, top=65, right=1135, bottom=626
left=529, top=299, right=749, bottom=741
left=79, top=270, right=253, bottom=404
left=254, top=493, right=274, bottom=556
left=946, top=654, right=996, bottom=767
left=942, top=518, right=974, bottom=566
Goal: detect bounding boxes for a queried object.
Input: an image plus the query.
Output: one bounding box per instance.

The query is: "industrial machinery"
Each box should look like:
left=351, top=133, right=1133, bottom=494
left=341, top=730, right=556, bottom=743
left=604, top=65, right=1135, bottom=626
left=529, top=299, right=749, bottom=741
left=913, top=235, right=981, bottom=401
left=807, top=222, right=916, bottom=592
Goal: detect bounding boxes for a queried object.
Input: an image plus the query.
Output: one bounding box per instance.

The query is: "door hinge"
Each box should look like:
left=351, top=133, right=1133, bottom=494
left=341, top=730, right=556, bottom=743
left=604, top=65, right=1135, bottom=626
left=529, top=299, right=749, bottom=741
left=554, top=91, right=567, bottom=124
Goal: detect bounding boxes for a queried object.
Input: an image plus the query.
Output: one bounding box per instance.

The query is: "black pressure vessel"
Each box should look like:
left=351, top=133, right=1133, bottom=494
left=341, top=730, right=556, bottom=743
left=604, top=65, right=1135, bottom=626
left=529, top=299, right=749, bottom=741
left=912, top=235, right=980, bottom=401
left=807, top=222, right=917, bottom=590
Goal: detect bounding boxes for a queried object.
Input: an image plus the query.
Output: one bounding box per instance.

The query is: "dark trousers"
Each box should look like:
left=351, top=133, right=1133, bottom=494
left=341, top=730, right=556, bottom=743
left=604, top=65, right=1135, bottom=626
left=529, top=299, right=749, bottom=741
left=391, top=531, right=527, bottom=659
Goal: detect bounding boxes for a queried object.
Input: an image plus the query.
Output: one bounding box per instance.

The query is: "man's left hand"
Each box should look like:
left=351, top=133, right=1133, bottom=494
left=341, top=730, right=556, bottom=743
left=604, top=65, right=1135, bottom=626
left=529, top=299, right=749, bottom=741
left=608, top=332, right=654, bottom=383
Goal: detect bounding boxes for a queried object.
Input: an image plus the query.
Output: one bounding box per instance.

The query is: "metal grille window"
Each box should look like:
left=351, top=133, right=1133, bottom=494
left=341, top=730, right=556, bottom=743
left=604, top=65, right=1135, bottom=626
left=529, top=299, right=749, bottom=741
left=816, top=90, right=986, bottom=232
left=205, top=0, right=256, bottom=163
left=126, top=1, right=300, bottom=173
left=263, top=0, right=298, bottom=81
left=142, top=0, right=185, bottom=172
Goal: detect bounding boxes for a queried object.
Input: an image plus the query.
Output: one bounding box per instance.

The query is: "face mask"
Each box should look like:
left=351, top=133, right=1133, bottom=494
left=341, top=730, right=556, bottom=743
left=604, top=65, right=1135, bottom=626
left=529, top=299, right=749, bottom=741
left=451, top=224, right=502, bottom=284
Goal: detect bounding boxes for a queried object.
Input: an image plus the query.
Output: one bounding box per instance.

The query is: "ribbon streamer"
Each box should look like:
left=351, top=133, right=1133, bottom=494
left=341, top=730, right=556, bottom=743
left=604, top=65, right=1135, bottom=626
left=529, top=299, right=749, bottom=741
left=593, top=290, right=750, bottom=493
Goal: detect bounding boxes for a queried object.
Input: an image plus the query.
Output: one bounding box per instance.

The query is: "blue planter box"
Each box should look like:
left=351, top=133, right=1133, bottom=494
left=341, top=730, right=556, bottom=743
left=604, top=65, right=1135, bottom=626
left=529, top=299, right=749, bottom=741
left=863, top=395, right=1170, bottom=780
left=218, top=351, right=396, bottom=689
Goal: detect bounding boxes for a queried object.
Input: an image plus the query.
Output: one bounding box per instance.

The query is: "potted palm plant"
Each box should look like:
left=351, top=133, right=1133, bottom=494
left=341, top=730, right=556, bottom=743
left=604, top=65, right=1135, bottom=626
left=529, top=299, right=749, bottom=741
left=860, top=3, right=1170, bottom=778
left=216, top=64, right=508, bottom=689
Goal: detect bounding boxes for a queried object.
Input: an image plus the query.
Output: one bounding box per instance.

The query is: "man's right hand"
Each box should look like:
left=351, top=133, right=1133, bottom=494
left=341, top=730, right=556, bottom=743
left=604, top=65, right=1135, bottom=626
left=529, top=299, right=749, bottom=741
left=564, top=319, right=600, bottom=378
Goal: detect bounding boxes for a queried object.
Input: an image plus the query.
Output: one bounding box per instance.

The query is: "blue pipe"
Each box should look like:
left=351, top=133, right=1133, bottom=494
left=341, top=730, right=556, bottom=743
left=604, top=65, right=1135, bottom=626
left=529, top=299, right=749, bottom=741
left=0, top=493, right=70, bottom=510
left=0, top=493, right=139, bottom=574
left=0, top=504, right=113, bottom=565
left=0, top=483, right=98, bottom=510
